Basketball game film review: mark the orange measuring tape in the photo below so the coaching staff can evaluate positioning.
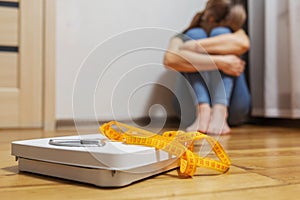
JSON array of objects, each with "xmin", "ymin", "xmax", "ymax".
[{"xmin": 99, "ymin": 121, "xmax": 231, "ymax": 177}]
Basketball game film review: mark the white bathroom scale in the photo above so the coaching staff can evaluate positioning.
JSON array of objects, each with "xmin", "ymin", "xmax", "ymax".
[{"xmin": 11, "ymin": 134, "xmax": 179, "ymax": 187}]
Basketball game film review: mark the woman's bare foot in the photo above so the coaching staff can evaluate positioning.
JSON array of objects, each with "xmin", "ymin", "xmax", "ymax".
[
  {"xmin": 207, "ymin": 104, "xmax": 231, "ymax": 135},
  {"xmin": 186, "ymin": 103, "xmax": 211, "ymax": 133},
  {"xmin": 221, "ymin": 122, "xmax": 231, "ymax": 135}
]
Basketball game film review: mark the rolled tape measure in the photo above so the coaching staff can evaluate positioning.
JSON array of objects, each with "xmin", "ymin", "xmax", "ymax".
[{"xmin": 99, "ymin": 121, "xmax": 231, "ymax": 177}]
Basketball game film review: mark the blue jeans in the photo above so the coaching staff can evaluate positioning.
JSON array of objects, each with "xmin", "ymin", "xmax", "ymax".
[
  {"xmin": 174, "ymin": 27, "xmax": 251, "ymax": 126},
  {"xmin": 184, "ymin": 27, "xmax": 234, "ymax": 106}
]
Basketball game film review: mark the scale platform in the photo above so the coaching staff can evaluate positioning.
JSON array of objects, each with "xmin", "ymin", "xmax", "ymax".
[{"xmin": 11, "ymin": 134, "xmax": 179, "ymax": 187}]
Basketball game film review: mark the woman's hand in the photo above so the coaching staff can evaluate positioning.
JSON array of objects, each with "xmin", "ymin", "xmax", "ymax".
[{"xmin": 215, "ymin": 55, "xmax": 245, "ymax": 76}]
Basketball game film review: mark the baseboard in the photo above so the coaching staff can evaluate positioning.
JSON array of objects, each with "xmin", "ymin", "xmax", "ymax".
[
  {"xmin": 247, "ymin": 117, "xmax": 300, "ymax": 128},
  {"xmin": 56, "ymin": 117, "xmax": 181, "ymax": 131}
]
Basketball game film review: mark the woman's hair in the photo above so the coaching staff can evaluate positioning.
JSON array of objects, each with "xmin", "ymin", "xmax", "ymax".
[
  {"xmin": 222, "ymin": 4, "xmax": 246, "ymax": 31},
  {"xmin": 204, "ymin": 0, "xmax": 231, "ymax": 23},
  {"xmin": 183, "ymin": 11, "xmax": 205, "ymax": 33},
  {"xmin": 183, "ymin": 0, "xmax": 246, "ymax": 33}
]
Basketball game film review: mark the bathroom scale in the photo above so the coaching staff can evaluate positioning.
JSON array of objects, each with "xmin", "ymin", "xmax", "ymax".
[{"xmin": 11, "ymin": 134, "xmax": 179, "ymax": 187}]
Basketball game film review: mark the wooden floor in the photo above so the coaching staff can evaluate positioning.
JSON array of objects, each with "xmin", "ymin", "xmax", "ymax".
[{"xmin": 1, "ymin": 124, "xmax": 300, "ymax": 200}]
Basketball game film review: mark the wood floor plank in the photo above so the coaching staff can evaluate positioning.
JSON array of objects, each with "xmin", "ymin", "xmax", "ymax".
[
  {"xmin": 252, "ymin": 166, "xmax": 300, "ymax": 184},
  {"xmin": 171, "ymin": 184, "xmax": 300, "ymax": 200},
  {"xmin": 0, "ymin": 173, "xmax": 283, "ymax": 200},
  {"xmin": 231, "ymin": 156, "xmax": 300, "ymax": 169}
]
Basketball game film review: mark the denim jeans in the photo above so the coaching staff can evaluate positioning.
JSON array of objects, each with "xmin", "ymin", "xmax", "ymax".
[
  {"xmin": 183, "ymin": 27, "xmax": 234, "ymax": 106},
  {"xmin": 174, "ymin": 27, "xmax": 251, "ymax": 126}
]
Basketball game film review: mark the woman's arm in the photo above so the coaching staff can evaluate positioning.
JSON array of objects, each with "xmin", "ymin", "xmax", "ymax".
[
  {"xmin": 196, "ymin": 29, "xmax": 250, "ymax": 55},
  {"xmin": 163, "ymin": 37, "xmax": 220, "ymax": 72},
  {"xmin": 163, "ymin": 36, "xmax": 245, "ymax": 76}
]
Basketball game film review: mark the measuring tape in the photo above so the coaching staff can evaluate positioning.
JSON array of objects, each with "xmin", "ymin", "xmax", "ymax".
[{"xmin": 99, "ymin": 121, "xmax": 231, "ymax": 177}]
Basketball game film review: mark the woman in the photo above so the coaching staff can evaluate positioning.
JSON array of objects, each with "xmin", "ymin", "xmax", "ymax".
[{"xmin": 163, "ymin": 1, "xmax": 250, "ymax": 134}]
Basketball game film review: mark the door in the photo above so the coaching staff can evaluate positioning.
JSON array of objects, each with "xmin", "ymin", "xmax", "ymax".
[{"xmin": 0, "ymin": 0, "xmax": 44, "ymax": 128}]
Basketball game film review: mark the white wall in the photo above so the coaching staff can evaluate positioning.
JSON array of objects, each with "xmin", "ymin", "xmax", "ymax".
[{"xmin": 56, "ymin": 0, "xmax": 207, "ymax": 121}]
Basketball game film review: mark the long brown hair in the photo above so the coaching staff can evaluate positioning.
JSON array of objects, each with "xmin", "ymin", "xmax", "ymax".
[
  {"xmin": 182, "ymin": 11, "xmax": 205, "ymax": 33},
  {"xmin": 183, "ymin": 0, "xmax": 232, "ymax": 33}
]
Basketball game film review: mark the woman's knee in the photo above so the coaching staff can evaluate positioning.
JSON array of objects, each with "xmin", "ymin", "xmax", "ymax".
[
  {"xmin": 210, "ymin": 27, "xmax": 232, "ymax": 37},
  {"xmin": 185, "ymin": 28, "xmax": 208, "ymax": 40}
]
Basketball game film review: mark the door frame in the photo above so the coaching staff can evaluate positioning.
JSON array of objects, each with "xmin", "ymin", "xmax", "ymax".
[{"xmin": 43, "ymin": 0, "xmax": 56, "ymax": 130}]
